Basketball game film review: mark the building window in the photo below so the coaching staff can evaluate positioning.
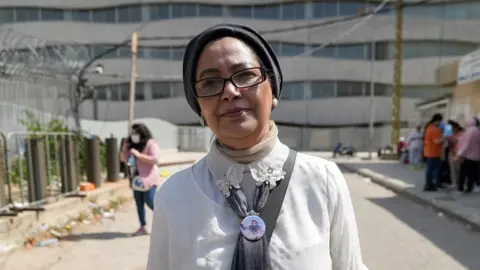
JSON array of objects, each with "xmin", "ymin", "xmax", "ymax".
[
  {"xmin": 16, "ymin": 8, "xmax": 40, "ymax": 22},
  {"xmin": 151, "ymin": 48, "xmax": 170, "ymax": 59},
  {"xmin": 118, "ymin": 5, "xmax": 142, "ymax": 22},
  {"xmin": 0, "ymin": 8, "xmax": 14, "ymax": 23},
  {"xmin": 171, "ymin": 82, "xmax": 184, "ymax": 97},
  {"xmin": 281, "ymin": 43, "xmax": 306, "ymax": 56},
  {"xmin": 118, "ymin": 84, "xmax": 130, "ymax": 101},
  {"xmin": 198, "ymin": 4, "xmax": 222, "ymax": 16},
  {"xmin": 41, "ymin": 8, "xmax": 64, "ymax": 21},
  {"xmin": 269, "ymin": 42, "xmax": 281, "ymax": 55},
  {"xmin": 118, "ymin": 47, "xmax": 130, "ymax": 58},
  {"xmin": 312, "ymin": 45, "xmax": 336, "ymax": 57},
  {"xmin": 282, "ymin": 3, "xmax": 305, "ymax": 20},
  {"xmin": 281, "ymin": 82, "xmax": 305, "ymax": 100},
  {"xmin": 151, "ymin": 82, "xmax": 171, "ymax": 99},
  {"xmin": 92, "ymin": 45, "xmax": 115, "ymax": 58},
  {"xmin": 135, "ymin": 83, "xmax": 145, "ymax": 101},
  {"xmin": 254, "ymin": 5, "xmax": 280, "ymax": 20},
  {"xmin": 338, "ymin": 2, "xmax": 367, "ymax": 16},
  {"xmin": 374, "ymin": 84, "xmax": 389, "ymax": 96},
  {"xmin": 92, "ymin": 8, "xmax": 115, "ymax": 22},
  {"xmin": 110, "ymin": 85, "xmax": 120, "ymax": 101},
  {"xmin": 337, "ymin": 82, "xmax": 365, "ymax": 97},
  {"xmin": 229, "ymin": 6, "xmax": 252, "ymax": 18},
  {"xmin": 148, "ymin": 4, "xmax": 170, "ymax": 20},
  {"xmin": 313, "ymin": 2, "xmax": 338, "ymax": 18},
  {"xmin": 171, "ymin": 4, "xmax": 197, "ymax": 18},
  {"xmin": 137, "ymin": 48, "xmax": 147, "ymax": 58},
  {"xmin": 171, "ymin": 47, "xmax": 185, "ymax": 60},
  {"xmin": 95, "ymin": 86, "xmax": 108, "ymax": 100},
  {"xmin": 71, "ymin": 10, "xmax": 90, "ymax": 21},
  {"xmin": 337, "ymin": 44, "xmax": 366, "ymax": 59},
  {"xmin": 311, "ymin": 81, "xmax": 335, "ymax": 99}
]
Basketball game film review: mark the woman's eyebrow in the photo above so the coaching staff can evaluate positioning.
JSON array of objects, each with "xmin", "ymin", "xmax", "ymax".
[{"xmin": 198, "ymin": 68, "xmax": 219, "ymax": 79}]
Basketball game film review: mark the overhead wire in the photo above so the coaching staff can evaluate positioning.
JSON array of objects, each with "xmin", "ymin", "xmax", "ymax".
[
  {"xmin": 93, "ymin": 0, "xmax": 437, "ymax": 133},
  {"xmin": 138, "ymin": 0, "xmax": 436, "ymax": 42},
  {"xmin": 296, "ymin": 0, "xmax": 391, "ymax": 57}
]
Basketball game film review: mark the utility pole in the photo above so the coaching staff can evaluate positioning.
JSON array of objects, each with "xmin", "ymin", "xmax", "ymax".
[
  {"xmin": 128, "ymin": 32, "xmax": 138, "ymax": 134},
  {"xmin": 391, "ymin": 0, "xmax": 403, "ymax": 146},
  {"xmin": 368, "ymin": 23, "xmax": 376, "ymax": 159}
]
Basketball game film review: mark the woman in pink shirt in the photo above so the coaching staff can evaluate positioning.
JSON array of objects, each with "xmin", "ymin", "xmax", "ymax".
[
  {"xmin": 456, "ymin": 118, "xmax": 480, "ymax": 194},
  {"xmin": 121, "ymin": 123, "xmax": 161, "ymax": 235}
]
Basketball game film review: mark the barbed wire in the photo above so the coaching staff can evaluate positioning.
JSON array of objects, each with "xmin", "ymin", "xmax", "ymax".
[{"xmin": 0, "ymin": 28, "xmax": 90, "ymax": 82}]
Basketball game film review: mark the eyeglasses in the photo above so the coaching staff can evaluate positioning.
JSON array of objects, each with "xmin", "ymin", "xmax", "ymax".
[{"xmin": 194, "ymin": 67, "xmax": 266, "ymax": 98}]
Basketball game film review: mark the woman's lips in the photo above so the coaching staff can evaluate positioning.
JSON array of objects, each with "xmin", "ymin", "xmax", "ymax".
[{"xmin": 220, "ymin": 108, "xmax": 250, "ymax": 117}]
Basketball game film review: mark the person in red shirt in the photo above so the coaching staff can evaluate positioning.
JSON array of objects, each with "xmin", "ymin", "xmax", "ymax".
[{"xmin": 423, "ymin": 114, "xmax": 444, "ymax": 191}]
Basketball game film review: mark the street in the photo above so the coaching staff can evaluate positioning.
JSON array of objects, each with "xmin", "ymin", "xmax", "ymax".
[{"xmin": 2, "ymin": 170, "xmax": 480, "ymax": 270}]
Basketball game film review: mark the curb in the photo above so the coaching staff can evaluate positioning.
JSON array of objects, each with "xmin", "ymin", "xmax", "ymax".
[{"xmin": 337, "ymin": 162, "xmax": 480, "ymax": 232}]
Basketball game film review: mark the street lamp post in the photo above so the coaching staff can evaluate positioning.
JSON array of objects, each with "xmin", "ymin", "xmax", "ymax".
[
  {"xmin": 71, "ymin": 64, "xmax": 104, "ymax": 133},
  {"xmin": 128, "ymin": 32, "xmax": 138, "ymax": 135}
]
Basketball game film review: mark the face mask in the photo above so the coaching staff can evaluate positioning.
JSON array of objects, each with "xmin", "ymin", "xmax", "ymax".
[{"xmin": 131, "ymin": 134, "xmax": 140, "ymax": 143}]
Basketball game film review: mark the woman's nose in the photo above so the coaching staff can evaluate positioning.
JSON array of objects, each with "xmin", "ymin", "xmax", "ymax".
[{"xmin": 221, "ymin": 80, "xmax": 241, "ymax": 101}]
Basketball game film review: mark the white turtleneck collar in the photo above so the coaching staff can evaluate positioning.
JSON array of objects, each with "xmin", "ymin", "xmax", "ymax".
[{"xmin": 204, "ymin": 128, "xmax": 290, "ymax": 206}]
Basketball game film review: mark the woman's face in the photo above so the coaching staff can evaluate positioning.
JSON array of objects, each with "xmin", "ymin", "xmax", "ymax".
[
  {"xmin": 131, "ymin": 128, "xmax": 141, "ymax": 143},
  {"xmin": 195, "ymin": 37, "xmax": 272, "ymax": 149}
]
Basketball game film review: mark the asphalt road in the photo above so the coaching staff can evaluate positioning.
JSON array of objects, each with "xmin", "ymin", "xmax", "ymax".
[
  {"xmin": 3, "ymin": 170, "xmax": 480, "ymax": 270},
  {"xmin": 348, "ymin": 171, "xmax": 480, "ymax": 270}
]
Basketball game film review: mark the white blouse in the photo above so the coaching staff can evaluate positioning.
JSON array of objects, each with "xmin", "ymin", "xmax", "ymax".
[{"xmin": 146, "ymin": 140, "xmax": 368, "ymax": 270}]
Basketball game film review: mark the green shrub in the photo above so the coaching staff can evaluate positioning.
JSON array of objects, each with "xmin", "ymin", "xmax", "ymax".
[{"xmin": 8, "ymin": 110, "xmax": 107, "ymax": 185}]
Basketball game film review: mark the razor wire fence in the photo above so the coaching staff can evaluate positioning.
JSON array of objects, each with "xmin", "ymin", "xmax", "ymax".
[{"xmin": 0, "ymin": 28, "xmax": 91, "ymax": 135}]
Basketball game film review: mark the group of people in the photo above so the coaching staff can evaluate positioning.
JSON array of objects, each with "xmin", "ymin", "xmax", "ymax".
[{"xmin": 406, "ymin": 113, "xmax": 480, "ymax": 194}]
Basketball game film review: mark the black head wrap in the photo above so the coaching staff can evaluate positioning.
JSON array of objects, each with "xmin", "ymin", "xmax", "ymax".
[{"xmin": 182, "ymin": 23, "xmax": 283, "ymax": 116}]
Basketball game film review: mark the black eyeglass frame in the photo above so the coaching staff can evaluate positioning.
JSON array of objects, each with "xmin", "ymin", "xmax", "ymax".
[{"xmin": 193, "ymin": 67, "xmax": 267, "ymax": 98}]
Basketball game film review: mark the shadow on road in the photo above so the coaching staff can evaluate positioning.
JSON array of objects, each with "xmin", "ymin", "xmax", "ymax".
[
  {"xmin": 342, "ymin": 162, "xmax": 423, "ymax": 186},
  {"xmin": 61, "ymin": 232, "xmax": 133, "ymax": 241},
  {"xmin": 369, "ymin": 196, "xmax": 480, "ymax": 269}
]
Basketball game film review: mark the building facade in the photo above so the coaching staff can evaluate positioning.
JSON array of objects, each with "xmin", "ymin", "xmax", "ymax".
[{"xmin": 2, "ymin": 0, "xmax": 480, "ymax": 150}]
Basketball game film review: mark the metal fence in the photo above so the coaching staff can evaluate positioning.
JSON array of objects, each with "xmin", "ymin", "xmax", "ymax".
[
  {"xmin": 0, "ymin": 132, "xmax": 81, "ymax": 214},
  {"xmin": 0, "ymin": 28, "xmax": 90, "ymax": 133}
]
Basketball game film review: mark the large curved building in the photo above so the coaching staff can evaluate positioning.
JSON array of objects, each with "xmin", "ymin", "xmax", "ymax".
[{"xmin": 2, "ymin": 0, "xmax": 480, "ymax": 150}]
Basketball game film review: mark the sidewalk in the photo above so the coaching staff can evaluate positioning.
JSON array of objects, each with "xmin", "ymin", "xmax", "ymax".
[
  {"xmin": 0, "ymin": 151, "xmax": 207, "ymax": 261},
  {"xmin": 1, "ymin": 151, "xmax": 208, "ymax": 269},
  {"xmin": 1, "ymin": 201, "xmax": 153, "ymax": 270},
  {"xmin": 328, "ymin": 156, "xmax": 480, "ymax": 230}
]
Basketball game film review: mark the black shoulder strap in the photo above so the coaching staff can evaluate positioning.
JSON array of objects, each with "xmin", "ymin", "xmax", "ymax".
[{"xmin": 260, "ymin": 149, "xmax": 297, "ymax": 244}]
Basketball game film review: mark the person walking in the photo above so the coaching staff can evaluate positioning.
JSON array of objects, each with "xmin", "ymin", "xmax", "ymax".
[
  {"xmin": 146, "ymin": 24, "xmax": 367, "ymax": 270},
  {"xmin": 121, "ymin": 123, "xmax": 161, "ymax": 236},
  {"xmin": 423, "ymin": 114, "xmax": 444, "ymax": 191},
  {"xmin": 408, "ymin": 125, "xmax": 423, "ymax": 169},
  {"xmin": 456, "ymin": 117, "xmax": 480, "ymax": 194}
]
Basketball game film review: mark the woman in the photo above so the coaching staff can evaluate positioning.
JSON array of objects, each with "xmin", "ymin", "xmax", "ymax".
[
  {"xmin": 147, "ymin": 24, "xmax": 367, "ymax": 270},
  {"xmin": 121, "ymin": 123, "xmax": 161, "ymax": 236},
  {"xmin": 455, "ymin": 117, "xmax": 480, "ymax": 194},
  {"xmin": 446, "ymin": 121, "xmax": 463, "ymax": 189}
]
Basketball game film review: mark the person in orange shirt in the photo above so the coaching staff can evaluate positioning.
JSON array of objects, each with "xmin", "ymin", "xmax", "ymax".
[{"xmin": 423, "ymin": 113, "xmax": 444, "ymax": 191}]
